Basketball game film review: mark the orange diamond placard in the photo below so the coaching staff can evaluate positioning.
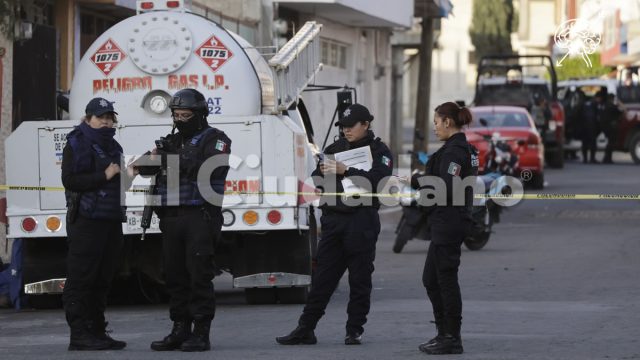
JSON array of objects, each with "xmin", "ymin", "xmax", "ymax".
[
  {"xmin": 195, "ymin": 35, "xmax": 233, "ymax": 73},
  {"xmin": 91, "ymin": 38, "xmax": 126, "ymax": 77}
]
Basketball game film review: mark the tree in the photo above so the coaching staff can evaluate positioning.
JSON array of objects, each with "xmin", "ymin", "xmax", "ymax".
[
  {"xmin": 0, "ymin": 0, "xmax": 18, "ymax": 39},
  {"xmin": 469, "ymin": 0, "xmax": 518, "ymax": 62},
  {"xmin": 554, "ymin": 53, "xmax": 613, "ymax": 81}
]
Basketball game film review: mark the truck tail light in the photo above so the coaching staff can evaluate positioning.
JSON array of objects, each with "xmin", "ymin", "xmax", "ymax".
[
  {"xmin": 166, "ymin": 1, "xmax": 180, "ymax": 8},
  {"xmin": 46, "ymin": 216, "xmax": 62, "ymax": 232},
  {"xmin": 21, "ymin": 217, "xmax": 37, "ymax": 232},
  {"xmin": 550, "ymin": 101, "xmax": 565, "ymax": 123},
  {"xmin": 242, "ymin": 210, "xmax": 259, "ymax": 226},
  {"xmin": 267, "ymin": 210, "xmax": 282, "ymax": 225},
  {"xmin": 140, "ymin": 2, "xmax": 154, "ymax": 10}
]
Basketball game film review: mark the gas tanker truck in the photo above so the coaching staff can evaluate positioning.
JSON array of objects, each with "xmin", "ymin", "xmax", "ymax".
[{"xmin": 5, "ymin": 0, "xmax": 324, "ymax": 306}]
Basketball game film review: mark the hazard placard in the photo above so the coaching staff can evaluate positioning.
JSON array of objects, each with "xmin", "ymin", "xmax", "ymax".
[
  {"xmin": 91, "ymin": 39, "xmax": 126, "ymax": 77},
  {"xmin": 195, "ymin": 35, "xmax": 234, "ymax": 73}
]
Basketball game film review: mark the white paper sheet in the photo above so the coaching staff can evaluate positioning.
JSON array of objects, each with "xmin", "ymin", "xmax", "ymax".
[{"xmin": 332, "ymin": 146, "xmax": 373, "ymax": 194}]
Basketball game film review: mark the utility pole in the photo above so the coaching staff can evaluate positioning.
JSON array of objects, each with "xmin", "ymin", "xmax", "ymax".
[{"xmin": 412, "ymin": 15, "xmax": 434, "ymax": 170}]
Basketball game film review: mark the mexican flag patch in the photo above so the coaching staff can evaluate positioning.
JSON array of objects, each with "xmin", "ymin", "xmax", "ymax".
[
  {"xmin": 381, "ymin": 155, "xmax": 391, "ymax": 167},
  {"xmin": 215, "ymin": 139, "xmax": 228, "ymax": 152},
  {"xmin": 447, "ymin": 162, "xmax": 461, "ymax": 176}
]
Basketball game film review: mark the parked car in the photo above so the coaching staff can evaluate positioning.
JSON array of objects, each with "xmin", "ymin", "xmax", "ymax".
[
  {"xmin": 466, "ymin": 105, "xmax": 545, "ymax": 189},
  {"xmin": 474, "ymin": 55, "xmax": 565, "ymax": 168},
  {"xmin": 559, "ymin": 75, "xmax": 640, "ymax": 164}
]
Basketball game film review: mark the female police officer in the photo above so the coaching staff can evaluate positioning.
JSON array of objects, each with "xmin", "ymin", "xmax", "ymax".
[
  {"xmin": 276, "ymin": 103, "xmax": 393, "ymax": 346},
  {"xmin": 412, "ymin": 102, "xmax": 477, "ymax": 355},
  {"xmin": 62, "ymin": 97, "xmax": 136, "ymax": 351}
]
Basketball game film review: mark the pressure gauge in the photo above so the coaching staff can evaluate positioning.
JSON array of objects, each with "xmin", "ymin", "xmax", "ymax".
[{"xmin": 149, "ymin": 95, "xmax": 168, "ymax": 114}]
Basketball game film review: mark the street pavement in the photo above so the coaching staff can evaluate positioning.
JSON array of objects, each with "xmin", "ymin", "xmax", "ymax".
[{"xmin": 1, "ymin": 152, "xmax": 639, "ymax": 360}]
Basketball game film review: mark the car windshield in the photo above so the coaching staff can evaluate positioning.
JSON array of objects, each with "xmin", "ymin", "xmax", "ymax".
[
  {"xmin": 471, "ymin": 112, "xmax": 531, "ymax": 128},
  {"xmin": 476, "ymin": 83, "xmax": 551, "ymax": 108},
  {"xmin": 617, "ymin": 85, "xmax": 640, "ymax": 103}
]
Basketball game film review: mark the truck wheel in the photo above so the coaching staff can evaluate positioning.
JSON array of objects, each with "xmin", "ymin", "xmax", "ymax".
[
  {"xmin": 22, "ymin": 238, "xmax": 67, "ymax": 309},
  {"xmin": 245, "ymin": 288, "xmax": 277, "ymax": 305},
  {"xmin": 630, "ymin": 133, "xmax": 640, "ymax": 164},
  {"xmin": 277, "ymin": 287, "xmax": 308, "ymax": 304},
  {"xmin": 26, "ymin": 294, "xmax": 62, "ymax": 309},
  {"xmin": 546, "ymin": 148, "xmax": 564, "ymax": 168}
]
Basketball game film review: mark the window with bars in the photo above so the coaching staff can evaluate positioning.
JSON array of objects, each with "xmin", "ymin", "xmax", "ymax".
[{"xmin": 321, "ymin": 39, "xmax": 348, "ymax": 69}]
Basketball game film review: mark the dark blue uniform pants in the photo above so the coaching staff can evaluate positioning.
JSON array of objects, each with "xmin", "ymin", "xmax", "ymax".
[
  {"xmin": 159, "ymin": 206, "xmax": 221, "ymax": 321},
  {"xmin": 299, "ymin": 207, "xmax": 380, "ymax": 335},
  {"xmin": 63, "ymin": 216, "xmax": 123, "ymax": 331},
  {"xmin": 423, "ymin": 242, "xmax": 462, "ymax": 335}
]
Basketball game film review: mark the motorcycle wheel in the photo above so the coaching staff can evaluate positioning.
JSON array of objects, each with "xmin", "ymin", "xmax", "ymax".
[
  {"xmin": 464, "ymin": 231, "xmax": 490, "ymax": 251},
  {"xmin": 393, "ymin": 217, "xmax": 413, "ymax": 253},
  {"xmin": 464, "ymin": 207, "xmax": 493, "ymax": 251}
]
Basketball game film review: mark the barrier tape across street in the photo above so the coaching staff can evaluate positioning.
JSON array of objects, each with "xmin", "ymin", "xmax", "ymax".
[{"xmin": 1, "ymin": 184, "xmax": 639, "ymax": 200}]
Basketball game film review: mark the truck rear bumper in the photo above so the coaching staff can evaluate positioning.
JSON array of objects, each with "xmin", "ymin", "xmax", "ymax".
[
  {"xmin": 233, "ymin": 272, "xmax": 311, "ymax": 288},
  {"xmin": 24, "ymin": 278, "xmax": 66, "ymax": 294}
]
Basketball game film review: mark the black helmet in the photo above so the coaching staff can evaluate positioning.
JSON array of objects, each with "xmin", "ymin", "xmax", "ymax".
[{"xmin": 169, "ymin": 88, "xmax": 209, "ymax": 116}]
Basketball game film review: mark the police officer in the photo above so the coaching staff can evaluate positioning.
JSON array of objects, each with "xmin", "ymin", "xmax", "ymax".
[
  {"xmin": 581, "ymin": 89, "xmax": 605, "ymax": 164},
  {"xmin": 412, "ymin": 102, "xmax": 477, "ymax": 355},
  {"xmin": 62, "ymin": 97, "xmax": 135, "ymax": 351},
  {"xmin": 145, "ymin": 88, "xmax": 231, "ymax": 352},
  {"xmin": 276, "ymin": 103, "xmax": 393, "ymax": 346},
  {"xmin": 601, "ymin": 93, "xmax": 623, "ymax": 164}
]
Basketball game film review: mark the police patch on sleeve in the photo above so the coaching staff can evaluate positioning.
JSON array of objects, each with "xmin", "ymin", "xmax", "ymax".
[
  {"xmin": 447, "ymin": 162, "xmax": 461, "ymax": 176},
  {"xmin": 471, "ymin": 153, "xmax": 479, "ymax": 167},
  {"xmin": 215, "ymin": 139, "xmax": 228, "ymax": 152},
  {"xmin": 381, "ymin": 155, "xmax": 392, "ymax": 167}
]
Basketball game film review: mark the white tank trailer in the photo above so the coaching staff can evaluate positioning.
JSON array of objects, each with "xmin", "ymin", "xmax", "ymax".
[{"xmin": 5, "ymin": 0, "xmax": 324, "ymax": 305}]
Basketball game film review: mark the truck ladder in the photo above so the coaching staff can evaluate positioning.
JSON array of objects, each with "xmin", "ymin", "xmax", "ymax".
[{"xmin": 268, "ymin": 21, "xmax": 323, "ymax": 113}]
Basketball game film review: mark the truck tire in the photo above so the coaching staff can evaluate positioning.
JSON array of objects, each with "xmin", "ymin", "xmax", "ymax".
[
  {"xmin": 22, "ymin": 238, "xmax": 67, "ymax": 309},
  {"xmin": 630, "ymin": 132, "xmax": 640, "ymax": 164},
  {"xmin": 245, "ymin": 288, "xmax": 277, "ymax": 305},
  {"xmin": 277, "ymin": 287, "xmax": 308, "ymax": 304},
  {"xmin": 276, "ymin": 212, "xmax": 316, "ymax": 304},
  {"xmin": 546, "ymin": 147, "xmax": 564, "ymax": 168},
  {"xmin": 237, "ymin": 209, "xmax": 316, "ymax": 305}
]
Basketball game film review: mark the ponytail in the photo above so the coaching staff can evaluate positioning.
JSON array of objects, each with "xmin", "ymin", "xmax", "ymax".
[{"xmin": 435, "ymin": 102, "xmax": 472, "ymax": 128}]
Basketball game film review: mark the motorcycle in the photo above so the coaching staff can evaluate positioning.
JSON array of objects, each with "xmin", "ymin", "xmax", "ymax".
[{"xmin": 392, "ymin": 134, "xmax": 517, "ymax": 253}]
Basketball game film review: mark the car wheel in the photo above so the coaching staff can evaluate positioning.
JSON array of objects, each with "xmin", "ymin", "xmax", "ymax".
[{"xmin": 630, "ymin": 132, "xmax": 640, "ymax": 165}]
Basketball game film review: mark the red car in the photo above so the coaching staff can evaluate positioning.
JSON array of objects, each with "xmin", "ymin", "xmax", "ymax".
[{"xmin": 465, "ymin": 105, "xmax": 545, "ymax": 189}]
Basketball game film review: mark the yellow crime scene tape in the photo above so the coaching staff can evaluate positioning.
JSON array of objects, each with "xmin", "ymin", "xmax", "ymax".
[{"xmin": 0, "ymin": 184, "xmax": 639, "ymax": 200}]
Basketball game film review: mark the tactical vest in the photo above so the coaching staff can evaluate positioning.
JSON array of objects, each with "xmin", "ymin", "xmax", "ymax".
[
  {"xmin": 156, "ymin": 128, "xmax": 226, "ymax": 206},
  {"xmin": 66, "ymin": 137, "xmax": 124, "ymax": 221}
]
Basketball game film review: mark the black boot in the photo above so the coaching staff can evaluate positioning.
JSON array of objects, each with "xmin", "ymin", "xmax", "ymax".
[
  {"xmin": 418, "ymin": 318, "xmax": 445, "ymax": 351},
  {"xmin": 419, "ymin": 318, "xmax": 463, "ymax": 355},
  {"xmin": 344, "ymin": 332, "xmax": 362, "ymax": 345},
  {"xmin": 90, "ymin": 320, "xmax": 126, "ymax": 350},
  {"xmin": 150, "ymin": 320, "xmax": 192, "ymax": 351},
  {"xmin": 180, "ymin": 317, "xmax": 212, "ymax": 352},
  {"xmin": 276, "ymin": 325, "xmax": 317, "ymax": 345},
  {"xmin": 68, "ymin": 326, "xmax": 112, "ymax": 351}
]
